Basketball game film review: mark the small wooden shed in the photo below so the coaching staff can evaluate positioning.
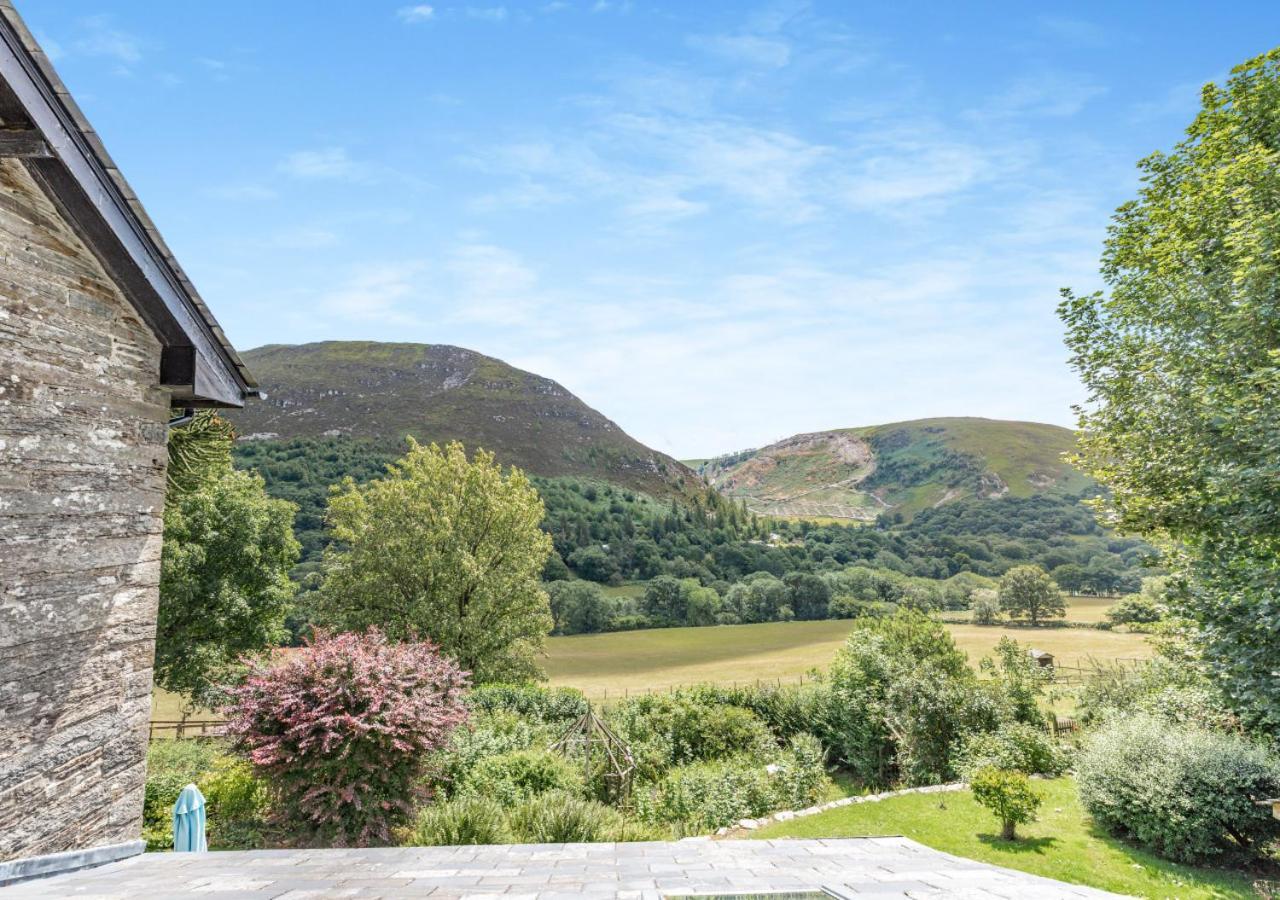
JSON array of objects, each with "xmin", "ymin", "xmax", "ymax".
[{"xmin": 1029, "ymin": 649, "xmax": 1055, "ymax": 668}]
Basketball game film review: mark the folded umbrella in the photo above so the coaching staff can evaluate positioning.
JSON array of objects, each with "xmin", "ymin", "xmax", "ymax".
[{"xmin": 172, "ymin": 783, "xmax": 208, "ymax": 853}]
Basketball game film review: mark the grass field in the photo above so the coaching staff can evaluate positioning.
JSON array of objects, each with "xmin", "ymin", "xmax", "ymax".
[
  {"xmin": 597, "ymin": 582, "xmax": 645, "ymax": 600},
  {"xmin": 750, "ymin": 777, "xmax": 1256, "ymax": 899},
  {"xmin": 152, "ymin": 598, "xmax": 1150, "ymax": 718},
  {"xmin": 544, "ymin": 618, "xmax": 1150, "ymax": 700}
]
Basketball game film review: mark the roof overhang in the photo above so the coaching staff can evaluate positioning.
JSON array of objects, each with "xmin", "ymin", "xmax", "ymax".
[{"xmin": 0, "ymin": 3, "xmax": 255, "ymax": 408}]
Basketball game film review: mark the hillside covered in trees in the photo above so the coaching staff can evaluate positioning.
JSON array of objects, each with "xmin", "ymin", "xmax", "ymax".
[{"xmin": 234, "ymin": 436, "xmax": 1150, "ymax": 604}]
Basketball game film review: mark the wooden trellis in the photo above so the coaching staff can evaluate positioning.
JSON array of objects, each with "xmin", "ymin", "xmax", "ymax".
[{"xmin": 549, "ymin": 707, "xmax": 635, "ymax": 808}]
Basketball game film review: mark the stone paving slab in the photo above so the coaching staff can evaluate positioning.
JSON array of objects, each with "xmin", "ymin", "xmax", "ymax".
[{"xmin": 0, "ymin": 838, "xmax": 1126, "ymax": 899}]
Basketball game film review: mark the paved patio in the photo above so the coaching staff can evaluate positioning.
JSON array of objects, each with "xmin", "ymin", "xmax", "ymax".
[{"xmin": 2, "ymin": 837, "xmax": 1122, "ymax": 899}]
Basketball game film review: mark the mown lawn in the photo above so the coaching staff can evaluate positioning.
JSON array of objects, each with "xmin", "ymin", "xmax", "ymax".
[
  {"xmin": 544, "ymin": 618, "xmax": 1149, "ymax": 701},
  {"xmin": 750, "ymin": 777, "xmax": 1257, "ymax": 899}
]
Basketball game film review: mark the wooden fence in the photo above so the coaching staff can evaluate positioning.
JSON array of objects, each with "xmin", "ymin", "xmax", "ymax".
[
  {"xmin": 148, "ymin": 659, "xmax": 1150, "ymax": 739},
  {"xmin": 149, "ymin": 719, "xmax": 227, "ymax": 742},
  {"xmin": 1043, "ymin": 657, "xmax": 1147, "ymax": 685}
]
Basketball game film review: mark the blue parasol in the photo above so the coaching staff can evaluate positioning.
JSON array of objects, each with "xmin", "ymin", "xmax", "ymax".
[{"xmin": 172, "ymin": 783, "xmax": 208, "ymax": 853}]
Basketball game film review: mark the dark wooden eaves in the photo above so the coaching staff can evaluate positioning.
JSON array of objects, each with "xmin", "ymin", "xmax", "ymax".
[{"xmin": 0, "ymin": 2, "xmax": 255, "ymax": 408}]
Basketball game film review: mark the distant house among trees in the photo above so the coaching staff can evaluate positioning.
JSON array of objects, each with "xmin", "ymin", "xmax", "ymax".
[{"xmin": 0, "ymin": 5, "xmax": 254, "ymax": 882}]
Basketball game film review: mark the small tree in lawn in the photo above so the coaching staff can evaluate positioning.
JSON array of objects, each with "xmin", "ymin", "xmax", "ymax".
[
  {"xmin": 971, "ymin": 767, "xmax": 1041, "ymax": 841},
  {"xmin": 223, "ymin": 629, "xmax": 469, "ymax": 847},
  {"xmin": 998, "ymin": 565, "xmax": 1065, "ymax": 626}
]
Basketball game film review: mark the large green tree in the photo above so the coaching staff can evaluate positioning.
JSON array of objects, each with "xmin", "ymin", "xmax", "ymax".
[
  {"xmin": 997, "ymin": 565, "xmax": 1065, "ymax": 626},
  {"xmin": 1059, "ymin": 49, "xmax": 1280, "ymax": 728},
  {"xmin": 546, "ymin": 580, "xmax": 613, "ymax": 635},
  {"xmin": 158, "ymin": 412, "xmax": 299, "ymax": 707},
  {"xmin": 318, "ymin": 440, "xmax": 553, "ymax": 682}
]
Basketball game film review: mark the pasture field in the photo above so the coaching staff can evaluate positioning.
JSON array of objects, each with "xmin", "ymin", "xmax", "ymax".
[
  {"xmin": 150, "ymin": 598, "xmax": 1151, "ymax": 719},
  {"xmin": 545, "ymin": 618, "xmax": 1150, "ymax": 700},
  {"xmin": 597, "ymin": 582, "xmax": 645, "ymax": 600}
]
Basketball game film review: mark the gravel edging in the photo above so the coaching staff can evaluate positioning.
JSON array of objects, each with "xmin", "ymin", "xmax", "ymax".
[{"xmin": 716, "ymin": 781, "xmax": 967, "ymax": 837}]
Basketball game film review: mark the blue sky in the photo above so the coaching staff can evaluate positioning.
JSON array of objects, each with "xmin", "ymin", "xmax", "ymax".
[{"xmin": 22, "ymin": 2, "xmax": 1280, "ymax": 457}]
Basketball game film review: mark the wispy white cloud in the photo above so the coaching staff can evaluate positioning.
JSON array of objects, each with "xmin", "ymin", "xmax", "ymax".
[
  {"xmin": 468, "ymin": 111, "xmax": 829, "ymax": 225},
  {"xmin": 278, "ymin": 147, "xmax": 366, "ymax": 180},
  {"xmin": 70, "ymin": 15, "xmax": 144, "ymax": 70},
  {"xmin": 1130, "ymin": 77, "xmax": 1214, "ymax": 122},
  {"xmin": 319, "ymin": 262, "xmax": 427, "ymax": 324},
  {"xmin": 465, "ymin": 6, "xmax": 509, "ymax": 21},
  {"xmin": 689, "ymin": 33, "xmax": 791, "ymax": 68},
  {"xmin": 445, "ymin": 243, "xmax": 541, "ymax": 324},
  {"xmin": 204, "ymin": 183, "xmax": 279, "ymax": 202},
  {"xmin": 837, "ymin": 127, "xmax": 994, "ymax": 210},
  {"xmin": 967, "ymin": 72, "xmax": 1107, "ymax": 121},
  {"xmin": 397, "ymin": 4, "xmax": 436, "ymax": 23},
  {"xmin": 270, "ymin": 226, "xmax": 341, "ymax": 250}
]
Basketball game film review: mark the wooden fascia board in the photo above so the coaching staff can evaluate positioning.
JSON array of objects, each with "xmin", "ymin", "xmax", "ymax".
[{"xmin": 0, "ymin": 18, "xmax": 248, "ymax": 408}]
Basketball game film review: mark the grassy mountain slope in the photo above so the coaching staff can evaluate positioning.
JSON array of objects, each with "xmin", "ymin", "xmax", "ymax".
[
  {"xmin": 228, "ymin": 341, "xmax": 695, "ymax": 497},
  {"xmin": 698, "ymin": 417, "xmax": 1091, "ymax": 520}
]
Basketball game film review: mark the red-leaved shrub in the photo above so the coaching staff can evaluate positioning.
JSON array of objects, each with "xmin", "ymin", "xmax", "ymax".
[{"xmin": 223, "ymin": 629, "xmax": 469, "ymax": 846}]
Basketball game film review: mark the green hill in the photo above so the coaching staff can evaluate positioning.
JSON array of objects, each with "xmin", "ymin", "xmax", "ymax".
[
  {"xmin": 698, "ymin": 417, "xmax": 1091, "ymax": 520},
  {"xmin": 228, "ymin": 341, "xmax": 695, "ymax": 497}
]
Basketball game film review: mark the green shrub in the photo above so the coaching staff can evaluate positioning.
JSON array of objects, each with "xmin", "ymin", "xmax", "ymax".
[
  {"xmin": 680, "ymin": 683, "xmax": 824, "ymax": 741},
  {"xmin": 971, "ymin": 767, "xmax": 1041, "ymax": 841},
  {"xmin": 411, "ymin": 795, "xmax": 513, "ymax": 845},
  {"xmin": 509, "ymin": 790, "xmax": 624, "ymax": 842},
  {"xmin": 775, "ymin": 734, "xmax": 828, "ymax": 809},
  {"xmin": 635, "ymin": 757, "xmax": 779, "ymax": 832},
  {"xmin": 1077, "ymin": 713, "xmax": 1280, "ymax": 863},
  {"xmin": 955, "ymin": 722, "xmax": 1068, "ymax": 779},
  {"xmin": 1105, "ymin": 594, "xmax": 1164, "ymax": 626},
  {"xmin": 1077, "ymin": 658, "xmax": 1236, "ymax": 730},
  {"xmin": 821, "ymin": 611, "xmax": 993, "ymax": 786},
  {"xmin": 609, "ymin": 695, "xmax": 777, "ymax": 779},
  {"xmin": 467, "ymin": 683, "xmax": 588, "ymax": 724},
  {"xmin": 202, "ymin": 756, "xmax": 270, "ymax": 849},
  {"xmin": 433, "ymin": 709, "xmax": 557, "ymax": 797},
  {"xmin": 461, "ymin": 749, "xmax": 584, "ymax": 804},
  {"xmin": 143, "ymin": 740, "xmax": 222, "ymax": 850}
]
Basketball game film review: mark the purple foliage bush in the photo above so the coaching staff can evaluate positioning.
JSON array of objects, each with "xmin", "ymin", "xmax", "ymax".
[{"xmin": 223, "ymin": 629, "xmax": 470, "ymax": 846}]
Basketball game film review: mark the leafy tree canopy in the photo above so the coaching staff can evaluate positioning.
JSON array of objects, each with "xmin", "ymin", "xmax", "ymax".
[
  {"xmin": 1060, "ymin": 49, "xmax": 1280, "ymax": 728},
  {"xmin": 158, "ymin": 412, "xmax": 299, "ymax": 707},
  {"xmin": 997, "ymin": 565, "xmax": 1065, "ymax": 626},
  {"xmin": 318, "ymin": 440, "xmax": 553, "ymax": 682}
]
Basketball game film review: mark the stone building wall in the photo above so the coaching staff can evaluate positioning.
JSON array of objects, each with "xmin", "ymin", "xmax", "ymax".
[{"xmin": 0, "ymin": 158, "xmax": 170, "ymax": 862}]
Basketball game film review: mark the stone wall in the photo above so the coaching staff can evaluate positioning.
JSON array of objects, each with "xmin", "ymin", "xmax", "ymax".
[{"xmin": 0, "ymin": 158, "xmax": 169, "ymax": 861}]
